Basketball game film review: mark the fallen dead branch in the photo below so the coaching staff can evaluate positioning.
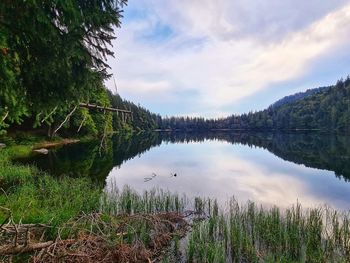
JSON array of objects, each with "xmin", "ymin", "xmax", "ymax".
[
  {"xmin": 0, "ymin": 212, "xmax": 189, "ymax": 263},
  {"xmin": 0, "ymin": 241, "xmax": 54, "ymax": 255}
]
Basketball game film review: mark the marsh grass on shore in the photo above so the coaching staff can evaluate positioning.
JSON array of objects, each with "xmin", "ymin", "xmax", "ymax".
[
  {"xmin": 186, "ymin": 198, "xmax": 350, "ymax": 263},
  {"xmin": 101, "ymin": 183, "xmax": 188, "ymax": 215},
  {"xmin": 100, "ymin": 186, "xmax": 350, "ymax": 262}
]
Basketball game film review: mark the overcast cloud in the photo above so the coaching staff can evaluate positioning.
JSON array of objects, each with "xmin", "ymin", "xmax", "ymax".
[{"xmin": 106, "ymin": 0, "xmax": 350, "ymax": 117}]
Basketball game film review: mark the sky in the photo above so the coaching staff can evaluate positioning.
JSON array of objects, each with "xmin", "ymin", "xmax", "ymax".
[{"xmin": 106, "ymin": 0, "xmax": 350, "ymax": 118}]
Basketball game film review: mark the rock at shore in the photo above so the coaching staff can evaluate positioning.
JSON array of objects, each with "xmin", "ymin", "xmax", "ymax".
[
  {"xmin": 33, "ymin": 148, "xmax": 49, "ymax": 155},
  {"xmin": 0, "ymin": 143, "xmax": 6, "ymax": 149}
]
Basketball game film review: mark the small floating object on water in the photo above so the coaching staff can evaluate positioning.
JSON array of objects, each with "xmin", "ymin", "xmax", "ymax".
[
  {"xmin": 170, "ymin": 173, "xmax": 177, "ymax": 177},
  {"xmin": 144, "ymin": 173, "xmax": 158, "ymax": 182},
  {"xmin": 0, "ymin": 143, "xmax": 6, "ymax": 149},
  {"xmin": 33, "ymin": 148, "xmax": 49, "ymax": 155}
]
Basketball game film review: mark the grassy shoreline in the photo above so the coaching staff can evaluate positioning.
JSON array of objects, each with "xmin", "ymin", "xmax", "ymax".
[{"xmin": 1, "ymin": 138, "xmax": 350, "ymax": 262}]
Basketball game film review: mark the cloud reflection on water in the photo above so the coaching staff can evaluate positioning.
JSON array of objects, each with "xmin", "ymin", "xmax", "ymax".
[{"xmin": 106, "ymin": 140, "xmax": 350, "ymax": 210}]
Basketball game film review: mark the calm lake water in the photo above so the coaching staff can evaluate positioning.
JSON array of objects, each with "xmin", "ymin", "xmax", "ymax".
[{"xmin": 18, "ymin": 132, "xmax": 350, "ymax": 210}]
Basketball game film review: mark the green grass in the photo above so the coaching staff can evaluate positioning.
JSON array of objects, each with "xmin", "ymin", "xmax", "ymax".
[
  {"xmin": 0, "ymin": 144, "xmax": 101, "ymax": 227},
  {"xmin": 0, "ymin": 145, "xmax": 37, "ymax": 191}
]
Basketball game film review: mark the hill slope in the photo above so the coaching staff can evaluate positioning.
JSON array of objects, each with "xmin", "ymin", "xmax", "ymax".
[
  {"xmin": 271, "ymin": 86, "xmax": 330, "ymax": 109},
  {"xmin": 226, "ymin": 77, "xmax": 350, "ymax": 130}
]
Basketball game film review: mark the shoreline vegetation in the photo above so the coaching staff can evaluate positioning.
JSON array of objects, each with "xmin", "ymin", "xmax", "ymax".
[
  {"xmin": 1, "ymin": 137, "xmax": 350, "ymax": 262},
  {"xmin": 1, "ymin": 1, "xmax": 349, "ymax": 262}
]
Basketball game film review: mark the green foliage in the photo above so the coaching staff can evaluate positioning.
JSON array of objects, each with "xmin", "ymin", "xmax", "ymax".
[{"xmin": 0, "ymin": 0, "xmax": 127, "ymax": 134}]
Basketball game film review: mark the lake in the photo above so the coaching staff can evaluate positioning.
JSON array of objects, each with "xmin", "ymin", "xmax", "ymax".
[{"xmin": 18, "ymin": 132, "xmax": 350, "ymax": 210}]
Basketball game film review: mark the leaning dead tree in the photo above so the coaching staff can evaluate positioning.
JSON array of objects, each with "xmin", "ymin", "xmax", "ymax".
[
  {"xmin": 79, "ymin": 102, "xmax": 133, "ymax": 122},
  {"xmin": 50, "ymin": 103, "xmax": 133, "ymax": 137},
  {"xmin": 79, "ymin": 103, "xmax": 132, "ymax": 114}
]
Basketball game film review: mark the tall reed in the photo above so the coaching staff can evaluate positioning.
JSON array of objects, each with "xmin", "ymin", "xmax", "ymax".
[{"xmin": 186, "ymin": 198, "xmax": 350, "ymax": 263}]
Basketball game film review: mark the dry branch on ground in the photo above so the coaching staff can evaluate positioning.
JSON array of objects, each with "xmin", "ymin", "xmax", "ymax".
[{"xmin": 0, "ymin": 212, "xmax": 188, "ymax": 263}]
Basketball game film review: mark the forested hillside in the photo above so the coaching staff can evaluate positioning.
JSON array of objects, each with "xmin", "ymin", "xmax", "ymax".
[
  {"xmin": 107, "ymin": 91, "xmax": 161, "ymax": 133},
  {"xmin": 159, "ymin": 77, "xmax": 350, "ymax": 131},
  {"xmin": 271, "ymin": 86, "xmax": 330, "ymax": 108}
]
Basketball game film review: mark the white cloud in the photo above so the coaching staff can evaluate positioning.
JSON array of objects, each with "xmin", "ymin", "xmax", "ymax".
[{"xmin": 106, "ymin": 1, "xmax": 350, "ymax": 116}]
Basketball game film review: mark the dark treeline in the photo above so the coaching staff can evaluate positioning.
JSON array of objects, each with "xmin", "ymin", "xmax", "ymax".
[{"xmin": 157, "ymin": 77, "xmax": 350, "ymax": 132}]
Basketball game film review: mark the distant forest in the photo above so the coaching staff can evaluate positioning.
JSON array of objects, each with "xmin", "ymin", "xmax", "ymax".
[{"xmin": 158, "ymin": 77, "xmax": 350, "ymax": 132}]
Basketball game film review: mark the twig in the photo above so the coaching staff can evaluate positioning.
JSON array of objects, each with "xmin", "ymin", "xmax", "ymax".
[
  {"xmin": 1, "ymin": 111, "xmax": 9, "ymax": 122},
  {"xmin": 12, "ymin": 219, "xmax": 19, "ymax": 247},
  {"xmin": 41, "ymin": 106, "xmax": 58, "ymax": 123},
  {"xmin": 77, "ymin": 114, "xmax": 87, "ymax": 133},
  {"xmin": 53, "ymin": 106, "xmax": 77, "ymax": 136},
  {"xmin": 99, "ymin": 117, "xmax": 108, "ymax": 155}
]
